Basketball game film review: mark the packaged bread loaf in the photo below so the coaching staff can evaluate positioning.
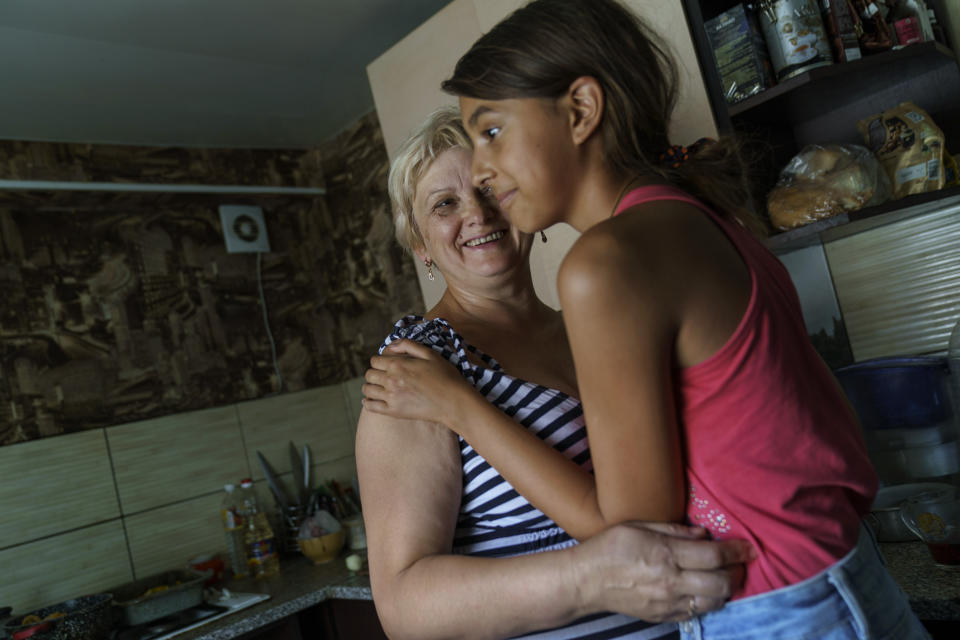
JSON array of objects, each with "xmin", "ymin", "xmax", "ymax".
[
  {"xmin": 857, "ymin": 102, "xmax": 945, "ymax": 199},
  {"xmin": 767, "ymin": 144, "xmax": 890, "ymax": 231}
]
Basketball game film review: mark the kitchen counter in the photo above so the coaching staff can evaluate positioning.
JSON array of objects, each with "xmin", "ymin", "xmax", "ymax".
[
  {"xmin": 173, "ymin": 554, "xmax": 372, "ymax": 640},
  {"xmin": 880, "ymin": 542, "xmax": 960, "ymax": 622},
  {"xmin": 168, "ymin": 543, "xmax": 958, "ymax": 639}
]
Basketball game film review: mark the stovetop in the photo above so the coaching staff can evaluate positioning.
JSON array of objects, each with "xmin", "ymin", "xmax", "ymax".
[{"xmin": 111, "ymin": 592, "xmax": 270, "ymax": 640}]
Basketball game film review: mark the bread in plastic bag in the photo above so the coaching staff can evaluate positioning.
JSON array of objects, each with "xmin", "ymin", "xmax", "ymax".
[
  {"xmin": 857, "ymin": 102, "xmax": 945, "ymax": 199},
  {"xmin": 767, "ymin": 143, "xmax": 891, "ymax": 231}
]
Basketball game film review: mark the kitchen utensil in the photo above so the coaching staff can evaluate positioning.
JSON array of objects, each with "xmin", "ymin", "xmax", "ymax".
[
  {"xmin": 900, "ymin": 486, "xmax": 960, "ymax": 569},
  {"xmin": 256, "ymin": 451, "xmax": 290, "ymax": 510},
  {"xmin": 302, "ymin": 445, "xmax": 311, "ymax": 495},
  {"xmin": 276, "ymin": 504, "xmax": 304, "ymax": 555},
  {"xmin": 111, "ymin": 568, "xmax": 210, "ymax": 626},
  {"xmin": 4, "ymin": 594, "xmax": 113, "ymax": 640},
  {"xmin": 288, "ymin": 442, "xmax": 308, "ymax": 507},
  {"xmin": 868, "ymin": 482, "xmax": 956, "ymax": 542}
]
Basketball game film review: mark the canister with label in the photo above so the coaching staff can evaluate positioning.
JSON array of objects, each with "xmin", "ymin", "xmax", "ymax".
[{"xmin": 757, "ymin": 0, "xmax": 835, "ymax": 81}]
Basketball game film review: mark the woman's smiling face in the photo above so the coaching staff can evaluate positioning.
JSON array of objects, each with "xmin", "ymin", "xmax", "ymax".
[{"xmin": 412, "ymin": 146, "xmax": 532, "ymax": 286}]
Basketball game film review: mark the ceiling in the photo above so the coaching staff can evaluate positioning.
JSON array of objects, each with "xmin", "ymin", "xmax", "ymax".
[{"xmin": 0, "ymin": 0, "xmax": 452, "ymax": 149}]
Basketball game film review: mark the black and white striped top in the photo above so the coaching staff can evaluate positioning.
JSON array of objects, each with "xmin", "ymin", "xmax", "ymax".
[{"xmin": 380, "ymin": 316, "xmax": 678, "ymax": 640}]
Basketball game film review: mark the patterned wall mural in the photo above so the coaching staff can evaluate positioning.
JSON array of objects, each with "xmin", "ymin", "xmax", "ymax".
[{"xmin": 0, "ymin": 112, "xmax": 423, "ymax": 445}]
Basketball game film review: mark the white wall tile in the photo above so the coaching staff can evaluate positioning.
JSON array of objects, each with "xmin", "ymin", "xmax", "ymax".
[
  {"xmin": 125, "ymin": 492, "xmax": 225, "ymax": 579},
  {"xmin": 0, "ymin": 520, "xmax": 132, "ymax": 614},
  {"xmin": 238, "ymin": 386, "xmax": 355, "ymax": 481},
  {"xmin": 108, "ymin": 405, "xmax": 249, "ymax": 514},
  {"xmin": 341, "ymin": 377, "xmax": 365, "ymax": 432},
  {"xmin": 0, "ymin": 429, "xmax": 119, "ymax": 547}
]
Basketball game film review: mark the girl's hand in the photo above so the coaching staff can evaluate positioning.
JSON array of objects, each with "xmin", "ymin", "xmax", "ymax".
[{"xmin": 362, "ymin": 339, "xmax": 476, "ymax": 432}]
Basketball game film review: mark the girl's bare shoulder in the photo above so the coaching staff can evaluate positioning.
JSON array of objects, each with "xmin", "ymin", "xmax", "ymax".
[{"xmin": 558, "ymin": 200, "xmax": 711, "ymax": 305}]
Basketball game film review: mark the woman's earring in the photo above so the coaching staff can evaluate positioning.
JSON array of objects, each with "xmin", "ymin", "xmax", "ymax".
[
  {"xmin": 424, "ymin": 258, "xmax": 435, "ymax": 281},
  {"xmin": 540, "ymin": 230, "xmax": 548, "ymax": 243}
]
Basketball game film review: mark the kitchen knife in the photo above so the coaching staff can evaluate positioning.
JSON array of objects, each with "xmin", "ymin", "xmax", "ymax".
[
  {"xmin": 302, "ymin": 445, "xmax": 311, "ymax": 494},
  {"xmin": 289, "ymin": 442, "xmax": 308, "ymax": 507},
  {"xmin": 256, "ymin": 451, "xmax": 290, "ymax": 511}
]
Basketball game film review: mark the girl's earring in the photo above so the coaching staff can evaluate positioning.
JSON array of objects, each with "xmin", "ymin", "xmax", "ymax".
[
  {"xmin": 424, "ymin": 258, "xmax": 435, "ymax": 281},
  {"xmin": 540, "ymin": 230, "xmax": 547, "ymax": 243}
]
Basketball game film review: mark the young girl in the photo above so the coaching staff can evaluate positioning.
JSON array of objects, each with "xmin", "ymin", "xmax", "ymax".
[{"xmin": 365, "ymin": 1, "xmax": 929, "ymax": 638}]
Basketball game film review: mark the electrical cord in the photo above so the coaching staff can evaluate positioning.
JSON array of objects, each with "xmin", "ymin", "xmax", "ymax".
[{"xmin": 256, "ymin": 251, "xmax": 283, "ymax": 391}]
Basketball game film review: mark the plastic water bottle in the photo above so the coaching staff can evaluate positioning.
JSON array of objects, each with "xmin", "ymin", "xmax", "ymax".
[
  {"xmin": 220, "ymin": 483, "xmax": 248, "ymax": 579},
  {"xmin": 238, "ymin": 478, "xmax": 280, "ymax": 578}
]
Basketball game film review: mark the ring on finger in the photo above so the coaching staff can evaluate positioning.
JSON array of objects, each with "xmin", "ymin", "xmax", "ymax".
[{"xmin": 687, "ymin": 595, "xmax": 696, "ymax": 617}]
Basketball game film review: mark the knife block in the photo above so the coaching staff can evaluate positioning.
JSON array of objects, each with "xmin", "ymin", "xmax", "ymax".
[{"xmin": 275, "ymin": 505, "xmax": 304, "ymax": 556}]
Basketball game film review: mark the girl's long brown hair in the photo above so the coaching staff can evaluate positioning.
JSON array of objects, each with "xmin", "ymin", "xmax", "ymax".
[{"xmin": 442, "ymin": 0, "xmax": 768, "ymax": 238}]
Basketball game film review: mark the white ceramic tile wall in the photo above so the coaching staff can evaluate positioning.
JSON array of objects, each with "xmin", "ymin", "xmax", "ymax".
[
  {"xmin": 341, "ymin": 376, "xmax": 365, "ymax": 431},
  {"xmin": 0, "ymin": 520, "xmax": 132, "ymax": 616},
  {"xmin": 108, "ymin": 405, "xmax": 250, "ymax": 514},
  {"xmin": 238, "ymin": 385, "xmax": 356, "ymax": 475},
  {"xmin": 124, "ymin": 493, "xmax": 225, "ymax": 578},
  {"xmin": 0, "ymin": 429, "xmax": 120, "ymax": 548},
  {"xmin": 1, "ymin": 383, "xmax": 359, "ymax": 613}
]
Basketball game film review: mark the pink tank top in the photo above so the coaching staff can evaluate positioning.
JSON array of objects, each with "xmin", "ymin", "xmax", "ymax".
[{"xmin": 615, "ymin": 185, "xmax": 877, "ymax": 598}]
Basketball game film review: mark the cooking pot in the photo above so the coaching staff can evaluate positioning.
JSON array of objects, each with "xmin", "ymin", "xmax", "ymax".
[
  {"xmin": 867, "ymin": 482, "xmax": 956, "ymax": 542},
  {"xmin": 3, "ymin": 594, "xmax": 113, "ymax": 640},
  {"xmin": 835, "ymin": 356, "xmax": 953, "ymax": 430}
]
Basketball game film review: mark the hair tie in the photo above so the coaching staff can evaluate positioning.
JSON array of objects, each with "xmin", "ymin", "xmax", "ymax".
[{"xmin": 659, "ymin": 137, "xmax": 714, "ymax": 168}]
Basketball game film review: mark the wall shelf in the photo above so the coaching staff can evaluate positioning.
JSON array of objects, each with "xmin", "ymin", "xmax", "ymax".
[
  {"xmin": 728, "ymin": 42, "xmax": 957, "ymax": 124},
  {"xmin": 682, "ymin": 0, "xmax": 960, "ymax": 250},
  {"xmin": 764, "ymin": 186, "xmax": 960, "ymax": 253}
]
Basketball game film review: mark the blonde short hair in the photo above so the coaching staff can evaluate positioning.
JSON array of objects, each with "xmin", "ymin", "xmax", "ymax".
[{"xmin": 388, "ymin": 105, "xmax": 472, "ymax": 253}]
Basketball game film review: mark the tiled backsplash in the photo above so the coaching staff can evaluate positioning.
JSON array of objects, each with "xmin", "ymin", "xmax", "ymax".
[{"xmin": 0, "ymin": 377, "xmax": 364, "ymax": 614}]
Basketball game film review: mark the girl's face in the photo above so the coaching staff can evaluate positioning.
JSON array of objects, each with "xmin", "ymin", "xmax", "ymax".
[
  {"xmin": 460, "ymin": 96, "xmax": 578, "ymax": 234},
  {"xmin": 412, "ymin": 146, "xmax": 532, "ymax": 287}
]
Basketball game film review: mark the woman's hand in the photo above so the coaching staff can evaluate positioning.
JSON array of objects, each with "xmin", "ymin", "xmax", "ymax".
[
  {"xmin": 571, "ymin": 522, "xmax": 754, "ymax": 622},
  {"xmin": 362, "ymin": 339, "xmax": 477, "ymax": 431}
]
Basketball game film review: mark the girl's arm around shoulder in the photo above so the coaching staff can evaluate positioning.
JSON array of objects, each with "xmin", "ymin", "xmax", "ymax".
[
  {"xmin": 356, "ymin": 410, "xmax": 755, "ymax": 635},
  {"xmin": 365, "ymin": 338, "xmax": 606, "ymax": 540},
  {"xmin": 557, "ymin": 220, "xmax": 687, "ymax": 525}
]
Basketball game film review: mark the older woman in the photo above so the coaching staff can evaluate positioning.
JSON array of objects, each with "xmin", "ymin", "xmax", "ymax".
[{"xmin": 356, "ymin": 106, "xmax": 752, "ymax": 640}]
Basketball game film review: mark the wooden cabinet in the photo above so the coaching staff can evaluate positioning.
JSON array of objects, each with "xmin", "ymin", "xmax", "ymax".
[
  {"xmin": 236, "ymin": 599, "xmax": 386, "ymax": 640},
  {"xmin": 298, "ymin": 598, "xmax": 388, "ymax": 640},
  {"xmin": 681, "ymin": 0, "xmax": 960, "ymax": 252}
]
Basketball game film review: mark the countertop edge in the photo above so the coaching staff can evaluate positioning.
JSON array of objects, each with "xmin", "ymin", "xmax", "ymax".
[{"xmin": 175, "ymin": 557, "xmax": 372, "ymax": 640}]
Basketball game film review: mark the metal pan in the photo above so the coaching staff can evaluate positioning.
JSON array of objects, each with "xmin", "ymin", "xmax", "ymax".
[
  {"xmin": 4, "ymin": 594, "xmax": 113, "ymax": 640},
  {"xmin": 111, "ymin": 568, "xmax": 209, "ymax": 627}
]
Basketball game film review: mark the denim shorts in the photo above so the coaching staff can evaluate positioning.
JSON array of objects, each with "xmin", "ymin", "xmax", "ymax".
[{"xmin": 679, "ymin": 524, "xmax": 930, "ymax": 640}]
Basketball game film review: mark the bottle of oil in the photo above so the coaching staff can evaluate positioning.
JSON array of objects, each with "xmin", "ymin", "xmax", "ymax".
[
  {"xmin": 238, "ymin": 478, "xmax": 280, "ymax": 578},
  {"xmin": 220, "ymin": 483, "xmax": 248, "ymax": 579}
]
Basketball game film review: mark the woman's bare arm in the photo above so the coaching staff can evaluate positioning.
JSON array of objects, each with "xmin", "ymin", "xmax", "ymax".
[
  {"xmin": 356, "ymin": 407, "xmax": 752, "ymax": 639},
  {"xmin": 357, "ymin": 407, "xmax": 593, "ymax": 639}
]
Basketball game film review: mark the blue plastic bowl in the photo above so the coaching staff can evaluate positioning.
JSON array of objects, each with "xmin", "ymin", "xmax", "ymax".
[{"xmin": 835, "ymin": 356, "xmax": 953, "ymax": 430}]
